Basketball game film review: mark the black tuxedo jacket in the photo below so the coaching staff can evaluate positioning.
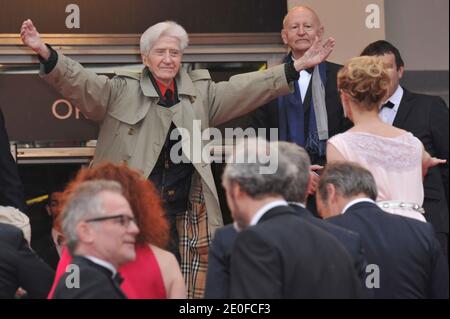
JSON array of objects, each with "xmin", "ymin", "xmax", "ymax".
[
  {"xmin": 249, "ymin": 61, "xmax": 351, "ymax": 165},
  {"xmin": 0, "ymin": 108, "xmax": 26, "ymax": 213},
  {"xmin": 393, "ymin": 89, "xmax": 448, "ymax": 235},
  {"xmin": 204, "ymin": 224, "xmax": 238, "ymax": 299},
  {"xmin": 328, "ymin": 201, "xmax": 449, "ymax": 299},
  {"xmin": 53, "ymin": 255, "xmax": 126, "ymax": 299},
  {"xmin": 0, "ymin": 223, "xmax": 54, "ymax": 298},
  {"xmin": 229, "ymin": 206, "xmax": 361, "ymax": 298},
  {"xmin": 290, "ymin": 205, "xmax": 367, "ymax": 285}
]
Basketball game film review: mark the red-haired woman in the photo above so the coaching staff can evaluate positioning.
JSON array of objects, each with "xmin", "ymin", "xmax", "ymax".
[{"xmin": 48, "ymin": 163, "xmax": 186, "ymax": 298}]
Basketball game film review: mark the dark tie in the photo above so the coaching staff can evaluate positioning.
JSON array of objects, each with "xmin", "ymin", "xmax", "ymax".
[
  {"xmin": 113, "ymin": 272, "xmax": 124, "ymax": 286},
  {"xmin": 381, "ymin": 101, "xmax": 395, "ymax": 109},
  {"xmin": 164, "ymin": 89, "xmax": 174, "ymax": 107}
]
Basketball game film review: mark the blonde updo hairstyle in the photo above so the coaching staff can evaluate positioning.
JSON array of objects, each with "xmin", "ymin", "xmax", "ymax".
[{"xmin": 337, "ymin": 56, "xmax": 390, "ymax": 111}]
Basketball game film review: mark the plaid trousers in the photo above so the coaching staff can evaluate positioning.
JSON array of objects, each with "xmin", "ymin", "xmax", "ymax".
[{"xmin": 176, "ymin": 181, "xmax": 212, "ymax": 299}]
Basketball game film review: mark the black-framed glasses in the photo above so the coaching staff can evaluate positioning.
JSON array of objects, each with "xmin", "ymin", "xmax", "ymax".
[{"xmin": 85, "ymin": 214, "xmax": 137, "ymax": 228}]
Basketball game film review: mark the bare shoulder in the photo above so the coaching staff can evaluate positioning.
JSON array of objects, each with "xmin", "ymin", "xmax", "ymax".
[{"xmin": 150, "ymin": 244, "xmax": 178, "ymax": 268}]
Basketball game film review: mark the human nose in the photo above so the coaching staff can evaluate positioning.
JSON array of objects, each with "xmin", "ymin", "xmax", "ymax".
[
  {"xmin": 128, "ymin": 219, "xmax": 139, "ymax": 235},
  {"xmin": 297, "ymin": 25, "xmax": 306, "ymax": 35}
]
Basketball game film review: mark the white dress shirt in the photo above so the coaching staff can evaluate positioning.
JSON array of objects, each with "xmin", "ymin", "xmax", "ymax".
[
  {"xmin": 250, "ymin": 200, "xmax": 288, "ymax": 226},
  {"xmin": 292, "ymin": 56, "xmax": 312, "ymax": 103},
  {"xmin": 298, "ymin": 70, "xmax": 312, "ymax": 103},
  {"xmin": 341, "ymin": 198, "xmax": 376, "ymax": 214},
  {"xmin": 85, "ymin": 256, "xmax": 117, "ymax": 277},
  {"xmin": 379, "ymin": 85, "xmax": 404, "ymax": 125}
]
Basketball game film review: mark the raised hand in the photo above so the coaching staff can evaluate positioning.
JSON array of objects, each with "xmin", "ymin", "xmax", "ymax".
[
  {"xmin": 294, "ymin": 36, "xmax": 335, "ymax": 71},
  {"xmin": 20, "ymin": 19, "xmax": 50, "ymax": 60}
]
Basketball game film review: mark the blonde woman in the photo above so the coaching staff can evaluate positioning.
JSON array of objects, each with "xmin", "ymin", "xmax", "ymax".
[{"xmin": 327, "ymin": 56, "xmax": 445, "ymax": 221}]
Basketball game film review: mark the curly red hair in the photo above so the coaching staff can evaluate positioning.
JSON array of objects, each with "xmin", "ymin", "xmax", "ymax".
[{"xmin": 56, "ymin": 162, "xmax": 169, "ymax": 249}]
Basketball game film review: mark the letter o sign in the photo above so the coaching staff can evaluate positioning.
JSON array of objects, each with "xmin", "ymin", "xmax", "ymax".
[{"xmin": 52, "ymin": 99, "xmax": 73, "ymax": 120}]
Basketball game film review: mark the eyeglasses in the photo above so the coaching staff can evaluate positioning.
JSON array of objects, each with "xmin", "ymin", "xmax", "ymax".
[
  {"xmin": 151, "ymin": 48, "xmax": 182, "ymax": 59},
  {"xmin": 85, "ymin": 214, "xmax": 137, "ymax": 228}
]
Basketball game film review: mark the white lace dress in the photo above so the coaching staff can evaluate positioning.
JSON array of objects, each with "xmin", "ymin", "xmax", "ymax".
[{"xmin": 328, "ymin": 132, "xmax": 425, "ymax": 221}]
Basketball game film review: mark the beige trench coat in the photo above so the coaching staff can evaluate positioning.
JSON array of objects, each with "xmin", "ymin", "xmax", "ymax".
[{"xmin": 40, "ymin": 53, "xmax": 291, "ymax": 236}]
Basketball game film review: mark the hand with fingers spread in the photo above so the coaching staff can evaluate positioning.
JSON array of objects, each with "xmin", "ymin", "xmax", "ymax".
[
  {"xmin": 20, "ymin": 19, "xmax": 50, "ymax": 60},
  {"xmin": 293, "ymin": 36, "xmax": 335, "ymax": 71}
]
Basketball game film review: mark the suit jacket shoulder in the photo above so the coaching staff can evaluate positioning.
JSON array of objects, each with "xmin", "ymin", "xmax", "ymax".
[
  {"xmin": 53, "ymin": 257, "xmax": 125, "ymax": 299},
  {"xmin": 0, "ymin": 222, "xmax": 24, "ymax": 248},
  {"xmin": 0, "ymin": 226, "xmax": 54, "ymax": 298}
]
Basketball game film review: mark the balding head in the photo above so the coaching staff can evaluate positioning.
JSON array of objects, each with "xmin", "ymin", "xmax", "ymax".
[
  {"xmin": 281, "ymin": 6, "xmax": 324, "ymax": 59},
  {"xmin": 283, "ymin": 6, "xmax": 321, "ymax": 28}
]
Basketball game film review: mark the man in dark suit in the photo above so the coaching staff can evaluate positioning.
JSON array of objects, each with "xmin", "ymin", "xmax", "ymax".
[
  {"xmin": 317, "ymin": 162, "xmax": 449, "ymax": 299},
  {"xmin": 250, "ymin": 6, "xmax": 350, "ymax": 215},
  {"xmin": 204, "ymin": 223, "xmax": 237, "ymax": 299},
  {"xmin": 0, "ymin": 107, "xmax": 26, "ymax": 213},
  {"xmin": 276, "ymin": 142, "xmax": 368, "ymax": 287},
  {"xmin": 361, "ymin": 40, "xmax": 449, "ymax": 256},
  {"xmin": 53, "ymin": 180, "xmax": 139, "ymax": 299},
  {"xmin": 0, "ymin": 222, "xmax": 54, "ymax": 298},
  {"xmin": 222, "ymin": 138, "xmax": 360, "ymax": 299},
  {"xmin": 250, "ymin": 6, "xmax": 349, "ymax": 164},
  {"xmin": 205, "ymin": 141, "xmax": 367, "ymax": 299}
]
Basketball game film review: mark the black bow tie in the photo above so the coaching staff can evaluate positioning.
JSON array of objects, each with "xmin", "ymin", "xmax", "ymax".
[
  {"xmin": 382, "ymin": 101, "xmax": 395, "ymax": 109},
  {"xmin": 113, "ymin": 272, "xmax": 124, "ymax": 286},
  {"xmin": 304, "ymin": 67, "xmax": 314, "ymax": 74}
]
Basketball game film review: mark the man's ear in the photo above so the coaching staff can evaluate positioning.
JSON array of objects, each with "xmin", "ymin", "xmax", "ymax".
[
  {"xmin": 76, "ymin": 222, "xmax": 95, "ymax": 244},
  {"xmin": 141, "ymin": 54, "xmax": 148, "ymax": 67},
  {"xmin": 318, "ymin": 26, "xmax": 325, "ymax": 40},
  {"xmin": 398, "ymin": 65, "xmax": 405, "ymax": 80},
  {"xmin": 281, "ymin": 29, "xmax": 288, "ymax": 45},
  {"xmin": 231, "ymin": 181, "xmax": 242, "ymax": 199},
  {"xmin": 326, "ymin": 183, "xmax": 337, "ymax": 203}
]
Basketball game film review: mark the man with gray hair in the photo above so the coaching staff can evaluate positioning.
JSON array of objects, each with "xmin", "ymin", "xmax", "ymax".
[
  {"xmin": 53, "ymin": 180, "xmax": 139, "ymax": 299},
  {"xmin": 275, "ymin": 141, "xmax": 368, "ymax": 292},
  {"xmin": 317, "ymin": 162, "xmax": 449, "ymax": 299},
  {"xmin": 223, "ymin": 138, "xmax": 360, "ymax": 298},
  {"xmin": 21, "ymin": 18, "xmax": 334, "ymax": 298}
]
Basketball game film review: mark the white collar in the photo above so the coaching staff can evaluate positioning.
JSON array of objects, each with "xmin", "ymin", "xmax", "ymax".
[
  {"xmin": 384, "ymin": 85, "xmax": 404, "ymax": 112},
  {"xmin": 341, "ymin": 198, "xmax": 376, "ymax": 214},
  {"xmin": 250, "ymin": 200, "xmax": 288, "ymax": 226},
  {"xmin": 85, "ymin": 256, "xmax": 117, "ymax": 277}
]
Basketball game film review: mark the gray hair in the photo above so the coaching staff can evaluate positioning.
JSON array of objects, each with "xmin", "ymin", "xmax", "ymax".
[
  {"xmin": 274, "ymin": 142, "xmax": 311, "ymax": 203},
  {"xmin": 223, "ymin": 138, "xmax": 298, "ymax": 199},
  {"xmin": 318, "ymin": 162, "xmax": 378, "ymax": 201},
  {"xmin": 140, "ymin": 21, "xmax": 189, "ymax": 56},
  {"xmin": 62, "ymin": 180, "xmax": 123, "ymax": 254}
]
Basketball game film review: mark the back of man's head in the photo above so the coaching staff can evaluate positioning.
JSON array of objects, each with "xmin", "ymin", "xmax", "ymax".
[
  {"xmin": 62, "ymin": 180, "xmax": 123, "ymax": 254},
  {"xmin": 318, "ymin": 162, "xmax": 378, "ymax": 202},
  {"xmin": 274, "ymin": 141, "xmax": 311, "ymax": 203},
  {"xmin": 361, "ymin": 40, "xmax": 404, "ymax": 70},
  {"xmin": 223, "ymin": 138, "xmax": 297, "ymax": 200}
]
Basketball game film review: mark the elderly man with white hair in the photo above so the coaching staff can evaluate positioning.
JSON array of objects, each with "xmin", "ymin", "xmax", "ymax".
[{"xmin": 20, "ymin": 18, "xmax": 334, "ymax": 298}]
